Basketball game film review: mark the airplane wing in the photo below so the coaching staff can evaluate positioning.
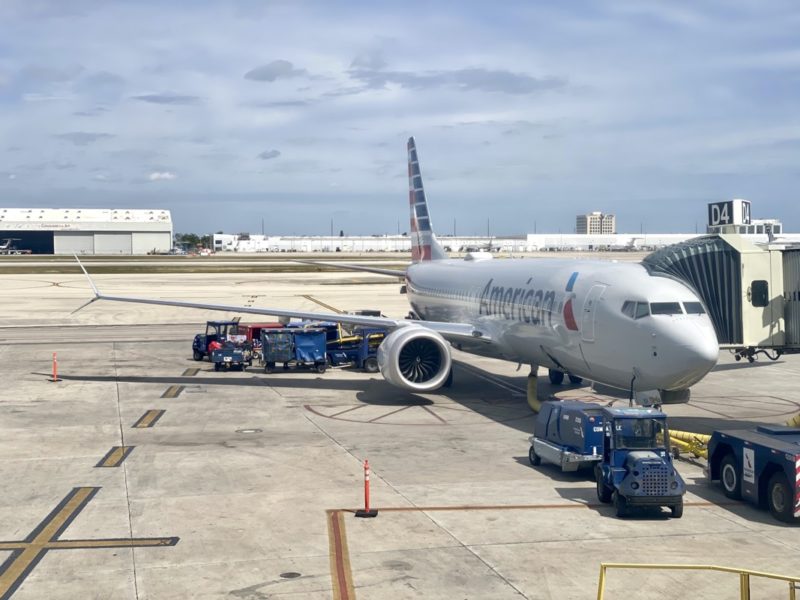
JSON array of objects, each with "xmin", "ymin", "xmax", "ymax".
[
  {"xmin": 73, "ymin": 256, "xmax": 489, "ymax": 343},
  {"xmin": 294, "ymin": 259, "xmax": 407, "ymax": 278}
]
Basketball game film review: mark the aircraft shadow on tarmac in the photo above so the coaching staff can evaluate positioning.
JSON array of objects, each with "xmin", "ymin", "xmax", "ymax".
[
  {"xmin": 43, "ymin": 359, "xmax": 540, "ymax": 434},
  {"xmin": 712, "ymin": 360, "xmax": 784, "ymax": 372}
]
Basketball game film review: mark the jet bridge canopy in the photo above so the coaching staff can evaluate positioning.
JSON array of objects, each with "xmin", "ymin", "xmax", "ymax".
[{"xmin": 643, "ymin": 235, "xmax": 742, "ymax": 345}]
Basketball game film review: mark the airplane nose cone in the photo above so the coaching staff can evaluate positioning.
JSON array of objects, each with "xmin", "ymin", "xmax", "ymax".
[{"xmin": 668, "ymin": 320, "xmax": 719, "ymax": 388}]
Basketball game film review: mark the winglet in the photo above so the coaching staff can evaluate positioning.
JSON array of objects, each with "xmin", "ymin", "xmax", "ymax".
[
  {"xmin": 71, "ymin": 254, "xmax": 102, "ymax": 314},
  {"xmin": 74, "ymin": 253, "xmax": 100, "ymax": 297}
]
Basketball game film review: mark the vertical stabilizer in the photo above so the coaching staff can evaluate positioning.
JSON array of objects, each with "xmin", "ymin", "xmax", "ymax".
[{"xmin": 408, "ymin": 137, "xmax": 448, "ymax": 261}]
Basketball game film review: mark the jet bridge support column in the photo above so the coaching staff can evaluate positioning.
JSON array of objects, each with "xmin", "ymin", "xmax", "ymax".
[{"xmin": 527, "ymin": 365, "xmax": 541, "ymax": 413}]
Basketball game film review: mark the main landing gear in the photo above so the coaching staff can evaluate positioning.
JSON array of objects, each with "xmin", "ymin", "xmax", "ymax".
[{"xmin": 548, "ymin": 368, "xmax": 582, "ymax": 385}]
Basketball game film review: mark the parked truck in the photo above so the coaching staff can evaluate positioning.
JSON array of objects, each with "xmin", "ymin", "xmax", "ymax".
[
  {"xmin": 529, "ymin": 401, "xmax": 685, "ymax": 518},
  {"xmin": 708, "ymin": 425, "xmax": 800, "ymax": 523}
]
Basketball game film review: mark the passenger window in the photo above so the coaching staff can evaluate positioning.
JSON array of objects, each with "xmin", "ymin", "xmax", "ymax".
[
  {"xmin": 650, "ymin": 302, "xmax": 683, "ymax": 315},
  {"xmin": 634, "ymin": 302, "xmax": 650, "ymax": 319},
  {"xmin": 751, "ymin": 280, "xmax": 769, "ymax": 307},
  {"xmin": 621, "ymin": 301, "xmax": 636, "ymax": 318},
  {"xmin": 683, "ymin": 302, "xmax": 706, "ymax": 314}
]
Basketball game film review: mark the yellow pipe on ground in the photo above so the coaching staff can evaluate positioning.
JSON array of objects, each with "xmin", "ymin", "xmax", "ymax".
[
  {"xmin": 670, "ymin": 429, "xmax": 711, "ymax": 444},
  {"xmin": 668, "ymin": 430, "xmax": 710, "ymax": 460}
]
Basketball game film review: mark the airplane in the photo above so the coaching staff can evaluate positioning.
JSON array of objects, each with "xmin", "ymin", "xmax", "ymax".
[{"xmin": 75, "ymin": 137, "xmax": 719, "ymax": 409}]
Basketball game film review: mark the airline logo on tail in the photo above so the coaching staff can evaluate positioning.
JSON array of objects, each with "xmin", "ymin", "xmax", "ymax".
[{"xmin": 407, "ymin": 137, "xmax": 446, "ymax": 262}]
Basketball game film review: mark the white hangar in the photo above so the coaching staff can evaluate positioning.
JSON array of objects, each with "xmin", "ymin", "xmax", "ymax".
[{"xmin": 0, "ymin": 208, "xmax": 173, "ymax": 255}]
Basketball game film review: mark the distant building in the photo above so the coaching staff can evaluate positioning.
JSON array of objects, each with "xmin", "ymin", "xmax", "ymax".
[
  {"xmin": 576, "ymin": 211, "xmax": 616, "ymax": 234},
  {"xmin": 0, "ymin": 208, "xmax": 172, "ymax": 254}
]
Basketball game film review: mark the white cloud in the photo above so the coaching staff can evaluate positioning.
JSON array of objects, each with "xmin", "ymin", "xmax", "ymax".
[{"xmin": 148, "ymin": 171, "xmax": 177, "ymax": 181}]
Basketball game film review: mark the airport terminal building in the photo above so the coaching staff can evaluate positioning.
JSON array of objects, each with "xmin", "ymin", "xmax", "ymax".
[{"xmin": 0, "ymin": 208, "xmax": 172, "ymax": 254}]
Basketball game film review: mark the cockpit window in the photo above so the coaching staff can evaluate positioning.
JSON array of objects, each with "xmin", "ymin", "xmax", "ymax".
[
  {"xmin": 634, "ymin": 302, "xmax": 650, "ymax": 319},
  {"xmin": 621, "ymin": 301, "xmax": 636, "ymax": 318},
  {"xmin": 650, "ymin": 302, "xmax": 683, "ymax": 315},
  {"xmin": 683, "ymin": 302, "xmax": 706, "ymax": 314}
]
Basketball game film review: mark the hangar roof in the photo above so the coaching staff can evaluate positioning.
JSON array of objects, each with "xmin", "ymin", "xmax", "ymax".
[{"xmin": 0, "ymin": 208, "xmax": 171, "ymax": 224}]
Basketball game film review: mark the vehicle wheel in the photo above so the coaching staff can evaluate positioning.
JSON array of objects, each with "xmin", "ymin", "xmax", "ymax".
[
  {"xmin": 613, "ymin": 491, "xmax": 628, "ymax": 518},
  {"xmin": 363, "ymin": 357, "xmax": 379, "ymax": 373},
  {"xmin": 548, "ymin": 369, "xmax": 565, "ymax": 385},
  {"xmin": 283, "ymin": 362, "xmax": 290, "ymax": 370},
  {"xmin": 720, "ymin": 454, "xmax": 742, "ymax": 500},
  {"xmin": 767, "ymin": 472, "xmax": 795, "ymax": 523},
  {"xmin": 568, "ymin": 374, "xmax": 583, "ymax": 385},
  {"xmin": 670, "ymin": 500, "xmax": 684, "ymax": 519},
  {"xmin": 528, "ymin": 445, "xmax": 541, "ymax": 466},
  {"xmin": 264, "ymin": 362, "xmax": 274, "ymax": 374},
  {"xmin": 241, "ymin": 364, "xmax": 247, "ymax": 372},
  {"xmin": 193, "ymin": 350, "xmax": 203, "ymax": 361},
  {"xmin": 316, "ymin": 363, "xmax": 327, "ymax": 374},
  {"xmin": 214, "ymin": 363, "xmax": 221, "ymax": 372},
  {"xmin": 596, "ymin": 467, "xmax": 612, "ymax": 503}
]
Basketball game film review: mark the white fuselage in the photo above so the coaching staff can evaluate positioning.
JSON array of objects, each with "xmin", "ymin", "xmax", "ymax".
[{"xmin": 405, "ymin": 257, "xmax": 719, "ymax": 392}]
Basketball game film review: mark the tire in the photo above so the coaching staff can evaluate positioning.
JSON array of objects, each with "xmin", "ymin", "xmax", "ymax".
[
  {"xmin": 720, "ymin": 454, "xmax": 742, "ymax": 500},
  {"xmin": 214, "ymin": 363, "xmax": 221, "ymax": 372},
  {"xmin": 316, "ymin": 363, "xmax": 327, "ymax": 374},
  {"xmin": 548, "ymin": 369, "xmax": 565, "ymax": 385},
  {"xmin": 264, "ymin": 362, "xmax": 274, "ymax": 374},
  {"xmin": 193, "ymin": 350, "xmax": 203, "ymax": 361},
  {"xmin": 596, "ymin": 467, "xmax": 612, "ymax": 503},
  {"xmin": 767, "ymin": 472, "xmax": 795, "ymax": 523},
  {"xmin": 568, "ymin": 374, "xmax": 583, "ymax": 385},
  {"xmin": 613, "ymin": 491, "xmax": 628, "ymax": 518},
  {"xmin": 528, "ymin": 445, "xmax": 541, "ymax": 466},
  {"xmin": 670, "ymin": 500, "xmax": 684, "ymax": 519},
  {"xmin": 363, "ymin": 357, "xmax": 379, "ymax": 373}
]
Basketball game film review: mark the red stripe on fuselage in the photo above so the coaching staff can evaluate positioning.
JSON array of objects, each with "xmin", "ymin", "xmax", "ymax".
[{"xmin": 564, "ymin": 298, "xmax": 578, "ymax": 330}]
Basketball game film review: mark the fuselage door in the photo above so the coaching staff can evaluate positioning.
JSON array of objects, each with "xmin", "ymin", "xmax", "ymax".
[{"xmin": 581, "ymin": 284, "xmax": 607, "ymax": 342}]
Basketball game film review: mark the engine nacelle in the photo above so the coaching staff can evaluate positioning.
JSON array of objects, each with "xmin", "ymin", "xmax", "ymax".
[{"xmin": 377, "ymin": 326, "xmax": 452, "ymax": 392}]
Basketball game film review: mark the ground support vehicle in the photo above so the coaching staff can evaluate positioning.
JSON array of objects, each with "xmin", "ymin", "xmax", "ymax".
[
  {"xmin": 708, "ymin": 425, "xmax": 800, "ymax": 523},
  {"xmin": 260, "ymin": 328, "xmax": 327, "ymax": 373},
  {"xmin": 528, "ymin": 401, "xmax": 605, "ymax": 472},
  {"xmin": 326, "ymin": 327, "xmax": 387, "ymax": 373},
  {"xmin": 240, "ymin": 322, "xmax": 284, "ymax": 362},
  {"xmin": 192, "ymin": 320, "xmax": 240, "ymax": 361},
  {"xmin": 211, "ymin": 344, "xmax": 252, "ymax": 372},
  {"xmin": 530, "ymin": 402, "xmax": 685, "ymax": 518}
]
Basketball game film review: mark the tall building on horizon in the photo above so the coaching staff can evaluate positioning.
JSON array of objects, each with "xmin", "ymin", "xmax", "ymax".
[{"xmin": 576, "ymin": 211, "xmax": 616, "ymax": 234}]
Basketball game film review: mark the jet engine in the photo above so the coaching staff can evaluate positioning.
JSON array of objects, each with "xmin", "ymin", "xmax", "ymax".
[{"xmin": 377, "ymin": 326, "xmax": 452, "ymax": 392}]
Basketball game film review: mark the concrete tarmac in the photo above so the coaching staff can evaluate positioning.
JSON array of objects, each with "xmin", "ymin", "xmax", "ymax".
[{"xmin": 1, "ymin": 272, "xmax": 799, "ymax": 599}]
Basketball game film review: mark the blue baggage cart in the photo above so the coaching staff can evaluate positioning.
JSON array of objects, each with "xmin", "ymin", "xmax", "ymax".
[{"xmin": 261, "ymin": 328, "xmax": 327, "ymax": 373}]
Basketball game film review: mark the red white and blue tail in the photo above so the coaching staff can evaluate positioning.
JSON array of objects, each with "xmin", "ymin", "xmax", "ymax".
[{"xmin": 408, "ymin": 137, "xmax": 447, "ymax": 262}]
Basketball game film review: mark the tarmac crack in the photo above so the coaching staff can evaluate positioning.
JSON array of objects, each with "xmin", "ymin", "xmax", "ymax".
[{"xmin": 112, "ymin": 341, "xmax": 141, "ymax": 600}]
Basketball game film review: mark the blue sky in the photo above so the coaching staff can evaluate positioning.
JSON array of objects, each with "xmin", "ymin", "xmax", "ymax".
[{"xmin": 1, "ymin": 0, "xmax": 799, "ymax": 235}]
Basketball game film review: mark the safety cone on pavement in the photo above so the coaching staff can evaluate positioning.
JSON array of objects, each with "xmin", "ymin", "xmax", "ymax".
[{"xmin": 355, "ymin": 459, "xmax": 378, "ymax": 518}]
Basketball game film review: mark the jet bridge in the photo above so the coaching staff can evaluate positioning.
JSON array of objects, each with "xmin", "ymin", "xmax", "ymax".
[{"xmin": 643, "ymin": 234, "xmax": 800, "ymax": 361}]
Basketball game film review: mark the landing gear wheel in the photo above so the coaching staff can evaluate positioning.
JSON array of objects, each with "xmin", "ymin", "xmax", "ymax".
[
  {"xmin": 568, "ymin": 374, "xmax": 583, "ymax": 385},
  {"xmin": 720, "ymin": 454, "xmax": 742, "ymax": 500},
  {"xmin": 767, "ymin": 472, "xmax": 795, "ymax": 523},
  {"xmin": 548, "ymin": 369, "xmax": 565, "ymax": 385},
  {"xmin": 193, "ymin": 350, "xmax": 203, "ymax": 361},
  {"xmin": 363, "ymin": 357, "xmax": 379, "ymax": 373},
  {"xmin": 670, "ymin": 500, "xmax": 684, "ymax": 518},
  {"xmin": 596, "ymin": 467, "xmax": 612, "ymax": 503},
  {"xmin": 528, "ymin": 445, "xmax": 541, "ymax": 466},
  {"xmin": 613, "ymin": 491, "xmax": 628, "ymax": 518}
]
